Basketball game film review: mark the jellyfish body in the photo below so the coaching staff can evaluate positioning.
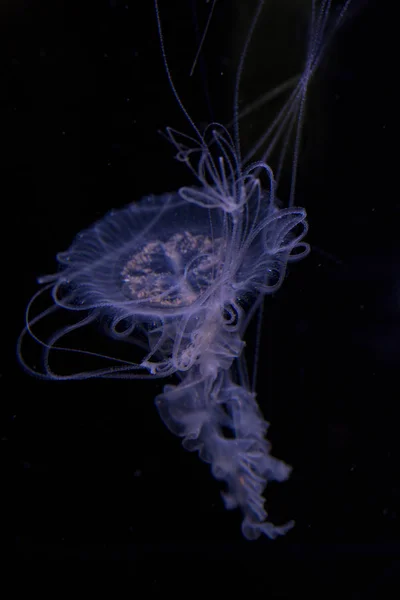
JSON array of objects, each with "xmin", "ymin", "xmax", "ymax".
[
  {"xmin": 18, "ymin": 0, "xmax": 352, "ymax": 538},
  {"xmin": 18, "ymin": 154, "xmax": 307, "ymax": 537}
]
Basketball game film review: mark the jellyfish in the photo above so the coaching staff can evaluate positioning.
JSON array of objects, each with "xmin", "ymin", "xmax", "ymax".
[{"xmin": 17, "ymin": 0, "xmax": 352, "ymax": 539}]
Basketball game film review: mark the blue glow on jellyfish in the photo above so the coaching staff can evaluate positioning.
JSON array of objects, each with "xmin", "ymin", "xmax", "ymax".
[{"xmin": 17, "ymin": 0, "xmax": 352, "ymax": 539}]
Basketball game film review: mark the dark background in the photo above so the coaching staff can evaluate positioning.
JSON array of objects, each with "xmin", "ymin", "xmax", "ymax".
[{"xmin": 2, "ymin": 0, "xmax": 400, "ymax": 589}]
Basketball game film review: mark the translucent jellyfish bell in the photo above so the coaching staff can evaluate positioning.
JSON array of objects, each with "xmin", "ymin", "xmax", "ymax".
[{"xmin": 19, "ymin": 194, "xmax": 221, "ymax": 378}]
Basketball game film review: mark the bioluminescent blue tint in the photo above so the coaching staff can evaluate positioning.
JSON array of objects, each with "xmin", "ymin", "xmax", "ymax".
[{"xmin": 17, "ymin": 0, "xmax": 353, "ymax": 539}]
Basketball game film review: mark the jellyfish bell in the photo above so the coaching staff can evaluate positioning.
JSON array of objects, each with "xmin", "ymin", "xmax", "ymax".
[{"xmin": 19, "ymin": 193, "xmax": 226, "ymax": 379}]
